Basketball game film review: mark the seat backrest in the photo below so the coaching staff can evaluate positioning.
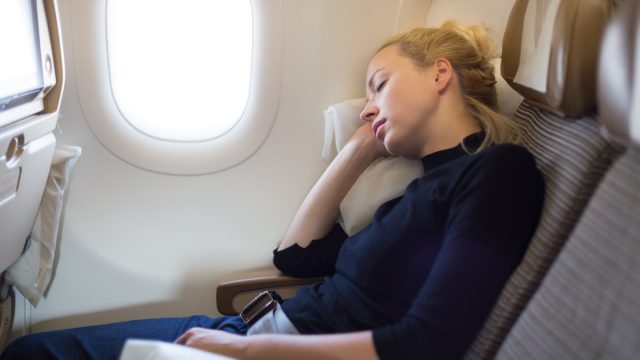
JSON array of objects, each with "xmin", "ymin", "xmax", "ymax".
[
  {"xmin": 0, "ymin": 0, "xmax": 64, "ymax": 274},
  {"xmin": 465, "ymin": 0, "xmax": 620, "ymax": 358},
  {"xmin": 496, "ymin": 0, "xmax": 640, "ymax": 357}
]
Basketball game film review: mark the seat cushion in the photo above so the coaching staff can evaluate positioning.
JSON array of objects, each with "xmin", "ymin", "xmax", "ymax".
[{"xmin": 496, "ymin": 148, "xmax": 640, "ymax": 359}]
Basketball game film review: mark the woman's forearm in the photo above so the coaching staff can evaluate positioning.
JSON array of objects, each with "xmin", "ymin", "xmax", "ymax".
[
  {"xmin": 277, "ymin": 133, "xmax": 381, "ymax": 251},
  {"xmin": 239, "ymin": 331, "xmax": 378, "ymax": 360}
]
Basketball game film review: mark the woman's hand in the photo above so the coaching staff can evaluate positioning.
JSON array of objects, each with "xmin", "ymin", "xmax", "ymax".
[
  {"xmin": 175, "ymin": 327, "xmax": 246, "ymax": 358},
  {"xmin": 346, "ymin": 123, "xmax": 390, "ymax": 162}
]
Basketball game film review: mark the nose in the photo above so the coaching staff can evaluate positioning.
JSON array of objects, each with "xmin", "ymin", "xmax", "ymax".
[{"xmin": 360, "ymin": 101, "xmax": 379, "ymax": 122}]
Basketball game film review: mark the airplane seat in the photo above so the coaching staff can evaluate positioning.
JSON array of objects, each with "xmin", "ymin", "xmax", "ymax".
[
  {"xmin": 0, "ymin": 0, "xmax": 77, "ymax": 350},
  {"xmin": 495, "ymin": 0, "xmax": 640, "ymax": 357},
  {"xmin": 465, "ymin": 0, "xmax": 621, "ymax": 358}
]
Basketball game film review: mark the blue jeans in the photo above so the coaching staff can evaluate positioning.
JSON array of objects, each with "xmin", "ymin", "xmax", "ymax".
[{"xmin": 0, "ymin": 315, "xmax": 248, "ymax": 360}]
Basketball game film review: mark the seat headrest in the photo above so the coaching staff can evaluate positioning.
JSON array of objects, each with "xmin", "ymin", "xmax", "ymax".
[
  {"xmin": 598, "ymin": 0, "xmax": 640, "ymax": 146},
  {"xmin": 501, "ymin": 0, "xmax": 613, "ymax": 118}
]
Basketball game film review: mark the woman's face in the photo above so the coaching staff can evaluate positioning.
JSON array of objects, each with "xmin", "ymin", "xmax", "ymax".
[{"xmin": 360, "ymin": 45, "xmax": 438, "ymax": 158}]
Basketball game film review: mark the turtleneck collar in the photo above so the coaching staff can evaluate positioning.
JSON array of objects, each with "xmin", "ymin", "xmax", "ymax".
[{"xmin": 420, "ymin": 132, "xmax": 485, "ymax": 172}]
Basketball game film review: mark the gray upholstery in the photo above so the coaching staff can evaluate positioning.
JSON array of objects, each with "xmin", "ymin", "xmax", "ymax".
[{"xmin": 496, "ymin": 148, "xmax": 640, "ymax": 359}]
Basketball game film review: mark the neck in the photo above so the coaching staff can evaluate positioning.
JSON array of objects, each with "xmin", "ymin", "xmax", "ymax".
[{"xmin": 419, "ymin": 96, "xmax": 481, "ymax": 158}]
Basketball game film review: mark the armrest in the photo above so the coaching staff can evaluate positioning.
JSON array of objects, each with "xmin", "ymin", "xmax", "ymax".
[{"xmin": 216, "ymin": 267, "xmax": 321, "ymax": 315}]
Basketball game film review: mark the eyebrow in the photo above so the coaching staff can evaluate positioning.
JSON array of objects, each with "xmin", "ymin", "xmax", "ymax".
[{"xmin": 367, "ymin": 68, "xmax": 384, "ymax": 91}]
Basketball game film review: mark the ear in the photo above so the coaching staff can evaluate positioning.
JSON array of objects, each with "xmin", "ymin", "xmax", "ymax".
[{"xmin": 433, "ymin": 58, "xmax": 454, "ymax": 93}]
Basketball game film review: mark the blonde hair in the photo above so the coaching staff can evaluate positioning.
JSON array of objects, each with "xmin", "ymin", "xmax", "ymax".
[{"xmin": 378, "ymin": 21, "xmax": 521, "ymax": 150}]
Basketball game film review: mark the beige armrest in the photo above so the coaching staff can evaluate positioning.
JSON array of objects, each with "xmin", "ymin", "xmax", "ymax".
[{"xmin": 216, "ymin": 267, "xmax": 321, "ymax": 315}]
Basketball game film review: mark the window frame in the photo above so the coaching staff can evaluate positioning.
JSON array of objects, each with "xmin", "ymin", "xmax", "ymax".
[{"xmin": 73, "ymin": 0, "xmax": 283, "ymax": 174}]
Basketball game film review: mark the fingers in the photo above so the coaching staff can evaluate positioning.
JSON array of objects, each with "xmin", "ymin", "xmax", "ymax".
[
  {"xmin": 174, "ymin": 327, "xmax": 203, "ymax": 345},
  {"xmin": 174, "ymin": 327, "xmax": 244, "ymax": 358},
  {"xmin": 350, "ymin": 123, "xmax": 390, "ymax": 158}
]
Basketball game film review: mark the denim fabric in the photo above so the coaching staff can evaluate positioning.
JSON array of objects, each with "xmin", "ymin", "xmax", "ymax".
[{"xmin": 0, "ymin": 315, "xmax": 248, "ymax": 360}]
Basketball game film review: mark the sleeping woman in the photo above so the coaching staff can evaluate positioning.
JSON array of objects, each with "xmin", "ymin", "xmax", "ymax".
[{"xmin": 1, "ymin": 22, "xmax": 544, "ymax": 360}]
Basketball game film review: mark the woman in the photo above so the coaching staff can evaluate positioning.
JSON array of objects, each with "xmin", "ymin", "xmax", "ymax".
[{"xmin": 1, "ymin": 22, "xmax": 544, "ymax": 360}]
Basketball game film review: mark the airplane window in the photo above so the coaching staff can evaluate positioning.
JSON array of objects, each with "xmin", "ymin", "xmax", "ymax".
[
  {"xmin": 106, "ymin": 0, "xmax": 252, "ymax": 142},
  {"xmin": 74, "ymin": 0, "xmax": 282, "ymax": 174}
]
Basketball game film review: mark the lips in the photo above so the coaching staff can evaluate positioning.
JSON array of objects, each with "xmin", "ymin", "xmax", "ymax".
[{"xmin": 372, "ymin": 119, "xmax": 387, "ymax": 140}]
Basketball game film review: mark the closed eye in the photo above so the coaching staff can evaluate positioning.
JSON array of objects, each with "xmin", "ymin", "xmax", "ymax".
[{"xmin": 376, "ymin": 80, "xmax": 387, "ymax": 92}]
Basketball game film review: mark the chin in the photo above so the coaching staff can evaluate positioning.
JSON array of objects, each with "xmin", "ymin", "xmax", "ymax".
[
  {"xmin": 385, "ymin": 139, "xmax": 417, "ymax": 159},
  {"xmin": 383, "ymin": 141, "xmax": 398, "ymax": 157},
  {"xmin": 386, "ymin": 146, "xmax": 414, "ymax": 159}
]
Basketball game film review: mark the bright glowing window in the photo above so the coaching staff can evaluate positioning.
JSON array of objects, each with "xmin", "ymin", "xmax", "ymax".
[{"xmin": 106, "ymin": 0, "xmax": 252, "ymax": 142}]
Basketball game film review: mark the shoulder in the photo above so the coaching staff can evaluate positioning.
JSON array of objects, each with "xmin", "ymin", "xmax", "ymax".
[
  {"xmin": 474, "ymin": 143, "xmax": 536, "ymax": 168},
  {"xmin": 453, "ymin": 143, "xmax": 543, "ymax": 194},
  {"xmin": 444, "ymin": 143, "xmax": 545, "ymax": 234},
  {"xmin": 465, "ymin": 143, "xmax": 540, "ymax": 180}
]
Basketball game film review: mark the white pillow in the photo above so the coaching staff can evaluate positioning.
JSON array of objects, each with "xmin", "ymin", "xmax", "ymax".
[
  {"xmin": 120, "ymin": 340, "xmax": 237, "ymax": 360},
  {"xmin": 322, "ymin": 99, "xmax": 423, "ymax": 235}
]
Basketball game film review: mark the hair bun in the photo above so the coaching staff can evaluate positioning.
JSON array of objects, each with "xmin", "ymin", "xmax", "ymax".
[{"xmin": 441, "ymin": 21, "xmax": 498, "ymax": 62}]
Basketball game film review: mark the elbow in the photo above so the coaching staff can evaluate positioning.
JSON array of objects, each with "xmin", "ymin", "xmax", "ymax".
[
  {"xmin": 272, "ymin": 247, "xmax": 290, "ymax": 273},
  {"xmin": 272, "ymin": 251, "xmax": 288, "ymax": 273},
  {"xmin": 272, "ymin": 247, "xmax": 305, "ymax": 277}
]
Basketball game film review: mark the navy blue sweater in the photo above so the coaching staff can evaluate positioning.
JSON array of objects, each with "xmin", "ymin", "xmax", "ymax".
[{"xmin": 273, "ymin": 134, "xmax": 544, "ymax": 359}]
